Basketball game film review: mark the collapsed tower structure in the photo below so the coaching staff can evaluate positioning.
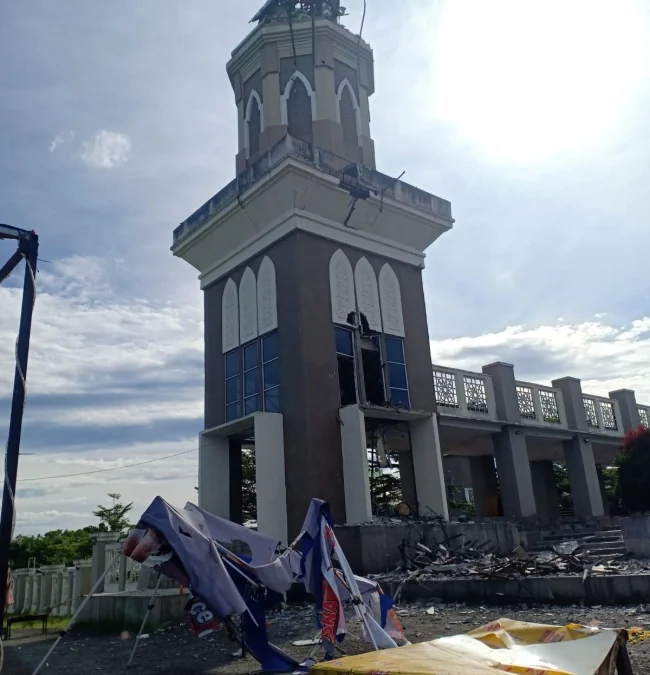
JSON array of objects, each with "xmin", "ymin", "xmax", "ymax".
[{"xmin": 172, "ymin": 0, "xmax": 454, "ymax": 541}]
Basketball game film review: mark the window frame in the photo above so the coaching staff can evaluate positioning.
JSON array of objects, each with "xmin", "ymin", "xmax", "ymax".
[
  {"xmin": 262, "ymin": 331, "xmax": 280, "ymax": 413},
  {"xmin": 242, "ymin": 340, "xmax": 261, "ymax": 417},
  {"xmin": 384, "ymin": 335, "xmax": 411, "ymax": 410},
  {"xmin": 224, "ymin": 348, "xmax": 242, "ymax": 422}
]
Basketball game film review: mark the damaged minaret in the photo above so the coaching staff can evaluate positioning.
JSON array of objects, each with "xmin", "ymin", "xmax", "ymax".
[{"xmin": 172, "ymin": 1, "xmax": 454, "ymax": 542}]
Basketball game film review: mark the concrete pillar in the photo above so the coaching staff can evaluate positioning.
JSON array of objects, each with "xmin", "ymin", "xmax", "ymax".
[
  {"xmin": 261, "ymin": 42, "xmax": 281, "ymax": 127},
  {"xmin": 339, "ymin": 405, "xmax": 372, "ymax": 525},
  {"xmin": 596, "ymin": 465, "xmax": 611, "ymax": 517},
  {"xmin": 563, "ymin": 437, "xmax": 605, "ymax": 517},
  {"xmin": 482, "ymin": 362, "xmax": 523, "ymax": 423},
  {"xmin": 469, "ymin": 456, "xmax": 500, "ymax": 517},
  {"xmin": 609, "ymin": 389, "xmax": 642, "ymax": 432},
  {"xmin": 530, "ymin": 460, "xmax": 561, "ymax": 518},
  {"xmin": 117, "ymin": 555, "xmax": 127, "ymax": 592},
  {"xmin": 254, "ymin": 412, "xmax": 289, "ymax": 543},
  {"xmin": 49, "ymin": 566, "xmax": 64, "ymax": 616},
  {"xmin": 90, "ymin": 532, "xmax": 121, "ymax": 593},
  {"xmin": 398, "ymin": 452, "xmax": 417, "ymax": 510},
  {"xmin": 493, "ymin": 428, "xmax": 537, "ymax": 517},
  {"xmin": 72, "ymin": 560, "xmax": 91, "ymax": 612},
  {"xmin": 31, "ymin": 572, "xmax": 41, "ymax": 612},
  {"xmin": 198, "ymin": 431, "xmax": 230, "ymax": 520},
  {"xmin": 40, "ymin": 567, "xmax": 54, "ymax": 612},
  {"xmin": 552, "ymin": 377, "xmax": 588, "ymax": 432},
  {"xmin": 23, "ymin": 571, "xmax": 34, "ymax": 613},
  {"xmin": 12, "ymin": 570, "xmax": 26, "ymax": 615},
  {"xmin": 410, "ymin": 415, "xmax": 449, "ymax": 520},
  {"xmin": 483, "ymin": 362, "xmax": 537, "ymax": 517},
  {"xmin": 61, "ymin": 568, "xmax": 74, "ymax": 615}
]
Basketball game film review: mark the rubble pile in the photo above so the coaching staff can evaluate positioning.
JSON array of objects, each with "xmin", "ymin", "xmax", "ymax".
[{"xmin": 373, "ymin": 534, "xmax": 650, "ymax": 597}]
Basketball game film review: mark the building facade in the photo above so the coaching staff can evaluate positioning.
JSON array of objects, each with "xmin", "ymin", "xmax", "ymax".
[{"xmin": 172, "ymin": 1, "xmax": 649, "ymax": 541}]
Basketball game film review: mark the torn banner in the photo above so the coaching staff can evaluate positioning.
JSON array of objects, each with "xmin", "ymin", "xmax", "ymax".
[
  {"xmin": 123, "ymin": 497, "xmax": 403, "ymax": 672},
  {"xmin": 311, "ymin": 618, "xmax": 629, "ymax": 675}
]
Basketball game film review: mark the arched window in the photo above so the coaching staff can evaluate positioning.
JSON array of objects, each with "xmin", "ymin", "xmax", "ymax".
[
  {"xmin": 337, "ymin": 79, "xmax": 361, "ymax": 148},
  {"xmin": 287, "ymin": 77, "xmax": 313, "ymax": 143},
  {"xmin": 281, "ymin": 71, "xmax": 315, "ymax": 144},
  {"xmin": 244, "ymin": 90, "xmax": 264, "ymax": 159}
]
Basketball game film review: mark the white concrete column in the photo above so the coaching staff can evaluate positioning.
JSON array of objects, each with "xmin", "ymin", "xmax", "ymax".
[
  {"xmin": 563, "ymin": 437, "xmax": 605, "ymax": 517},
  {"xmin": 199, "ymin": 431, "xmax": 231, "ymax": 520},
  {"xmin": 410, "ymin": 414, "xmax": 449, "ymax": 520},
  {"xmin": 11, "ymin": 570, "xmax": 26, "ymax": 615},
  {"xmin": 23, "ymin": 571, "xmax": 34, "ymax": 613},
  {"xmin": 254, "ymin": 412, "xmax": 288, "ymax": 544},
  {"xmin": 339, "ymin": 405, "xmax": 372, "ymax": 525},
  {"xmin": 49, "ymin": 566, "xmax": 64, "ymax": 616},
  {"xmin": 31, "ymin": 572, "xmax": 41, "ymax": 612}
]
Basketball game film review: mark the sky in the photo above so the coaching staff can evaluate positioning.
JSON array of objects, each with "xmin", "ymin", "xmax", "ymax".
[{"xmin": 1, "ymin": 0, "xmax": 649, "ymax": 536}]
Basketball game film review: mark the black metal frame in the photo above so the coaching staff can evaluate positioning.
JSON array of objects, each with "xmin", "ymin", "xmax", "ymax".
[{"xmin": 0, "ymin": 223, "xmax": 39, "ymax": 637}]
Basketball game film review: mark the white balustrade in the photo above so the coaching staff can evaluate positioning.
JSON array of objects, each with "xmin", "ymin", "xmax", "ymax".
[
  {"xmin": 515, "ymin": 381, "xmax": 568, "ymax": 429},
  {"xmin": 432, "ymin": 366, "xmax": 497, "ymax": 421},
  {"xmin": 639, "ymin": 405, "xmax": 649, "ymax": 428},
  {"xmin": 582, "ymin": 394, "xmax": 624, "ymax": 437}
]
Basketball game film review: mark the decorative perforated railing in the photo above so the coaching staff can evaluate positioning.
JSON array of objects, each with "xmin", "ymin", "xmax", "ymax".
[
  {"xmin": 432, "ymin": 366, "xmax": 497, "ymax": 420},
  {"xmin": 582, "ymin": 395, "xmax": 624, "ymax": 436},
  {"xmin": 515, "ymin": 381, "xmax": 567, "ymax": 427}
]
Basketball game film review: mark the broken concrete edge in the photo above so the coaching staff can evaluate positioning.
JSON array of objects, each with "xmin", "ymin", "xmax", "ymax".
[{"xmin": 380, "ymin": 574, "xmax": 650, "ymax": 607}]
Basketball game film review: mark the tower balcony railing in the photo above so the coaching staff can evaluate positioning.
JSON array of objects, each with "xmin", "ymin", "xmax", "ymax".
[
  {"xmin": 432, "ymin": 365, "xmax": 497, "ymax": 421},
  {"xmin": 582, "ymin": 394, "xmax": 625, "ymax": 437},
  {"xmin": 514, "ymin": 381, "xmax": 568, "ymax": 429},
  {"xmin": 638, "ymin": 404, "xmax": 649, "ymax": 428}
]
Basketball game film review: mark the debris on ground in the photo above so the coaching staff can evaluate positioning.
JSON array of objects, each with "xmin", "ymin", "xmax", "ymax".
[{"xmin": 371, "ymin": 533, "xmax": 650, "ymax": 597}]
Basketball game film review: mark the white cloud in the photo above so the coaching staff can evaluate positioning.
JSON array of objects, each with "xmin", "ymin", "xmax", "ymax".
[
  {"xmin": 49, "ymin": 130, "xmax": 75, "ymax": 153},
  {"xmin": 14, "ymin": 441, "xmax": 199, "ymax": 535},
  {"xmin": 431, "ymin": 319, "xmax": 650, "ymax": 402},
  {"xmin": 80, "ymin": 130, "xmax": 131, "ymax": 168}
]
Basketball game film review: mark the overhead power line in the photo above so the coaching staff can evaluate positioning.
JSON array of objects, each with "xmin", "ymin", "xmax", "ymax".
[{"xmin": 20, "ymin": 447, "xmax": 198, "ymax": 482}]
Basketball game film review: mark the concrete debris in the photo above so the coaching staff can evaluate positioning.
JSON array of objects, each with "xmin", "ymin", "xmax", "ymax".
[{"xmin": 376, "ymin": 534, "xmax": 650, "ymax": 596}]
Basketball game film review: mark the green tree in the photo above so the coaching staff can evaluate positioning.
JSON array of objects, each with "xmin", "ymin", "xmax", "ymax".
[
  {"xmin": 241, "ymin": 450, "xmax": 257, "ymax": 523},
  {"xmin": 9, "ymin": 527, "xmax": 98, "ymax": 569},
  {"xmin": 616, "ymin": 426, "xmax": 650, "ymax": 513},
  {"xmin": 92, "ymin": 493, "xmax": 133, "ymax": 533}
]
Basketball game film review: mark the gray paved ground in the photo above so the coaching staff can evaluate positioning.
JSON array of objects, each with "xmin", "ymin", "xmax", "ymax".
[{"xmin": 4, "ymin": 602, "xmax": 650, "ymax": 674}]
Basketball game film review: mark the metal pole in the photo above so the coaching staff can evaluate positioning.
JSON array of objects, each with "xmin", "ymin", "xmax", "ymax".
[
  {"xmin": 126, "ymin": 571, "xmax": 164, "ymax": 669},
  {"xmin": 0, "ymin": 232, "xmax": 38, "ymax": 637},
  {"xmin": 31, "ymin": 552, "xmax": 119, "ymax": 675}
]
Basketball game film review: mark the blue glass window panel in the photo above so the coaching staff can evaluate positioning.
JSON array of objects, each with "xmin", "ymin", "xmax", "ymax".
[
  {"xmin": 388, "ymin": 362, "xmax": 408, "ymax": 390},
  {"xmin": 262, "ymin": 332, "xmax": 278, "ymax": 363},
  {"xmin": 335, "ymin": 327, "xmax": 354, "ymax": 356},
  {"xmin": 264, "ymin": 387, "xmax": 280, "ymax": 413},
  {"xmin": 385, "ymin": 337, "xmax": 405, "ymax": 364},
  {"xmin": 244, "ymin": 342, "xmax": 259, "ymax": 370},
  {"xmin": 391, "ymin": 388, "xmax": 410, "ymax": 409},
  {"xmin": 244, "ymin": 368, "xmax": 259, "ymax": 397},
  {"xmin": 226, "ymin": 402, "xmax": 241, "ymax": 422},
  {"xmin": 226, "ymin": 376, "xmax": 240, "ymax": 404},
  {"xmin": 225, "ymin": 350, "xmax": 240, "ymax": 378},
  {"xmin": 245, "ymin": 395, "xmax": 260, "ymax": 416},
  {"xmin": 263, "ymin": 359, "xmax": 279, "ymax": 389},
  {"xmin": 244, "ymin": 368, "xmax": 260, "ymax": 396}
]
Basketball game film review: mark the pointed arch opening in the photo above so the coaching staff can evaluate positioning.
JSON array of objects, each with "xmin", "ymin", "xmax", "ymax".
[
  {"xmin": 281, "ymin": 70, "xmax": 316, "ymax": 144},
  {"xmin": 336, "ymin": 78, "xmax": 362, "ymax": 147},
  {"xmin": 244, "ymin": 90, "xmax": 264, "ymax": 159}
]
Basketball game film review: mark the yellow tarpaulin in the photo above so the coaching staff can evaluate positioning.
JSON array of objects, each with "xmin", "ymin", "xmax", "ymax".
[{"xmin": 311, "ymin": 618, "xmax": 625, "ymax": 675}]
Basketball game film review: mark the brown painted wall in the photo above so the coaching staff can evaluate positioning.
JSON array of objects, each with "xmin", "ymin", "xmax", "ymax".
[{"xmin": 203, "ymin": 230, "xmax": 436, "ymax": 537}]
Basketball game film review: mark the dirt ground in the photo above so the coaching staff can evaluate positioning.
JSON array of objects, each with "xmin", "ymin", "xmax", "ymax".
[{"xmin": 5, "ymin": 601, "xmax": 650, "ymax": 674}]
